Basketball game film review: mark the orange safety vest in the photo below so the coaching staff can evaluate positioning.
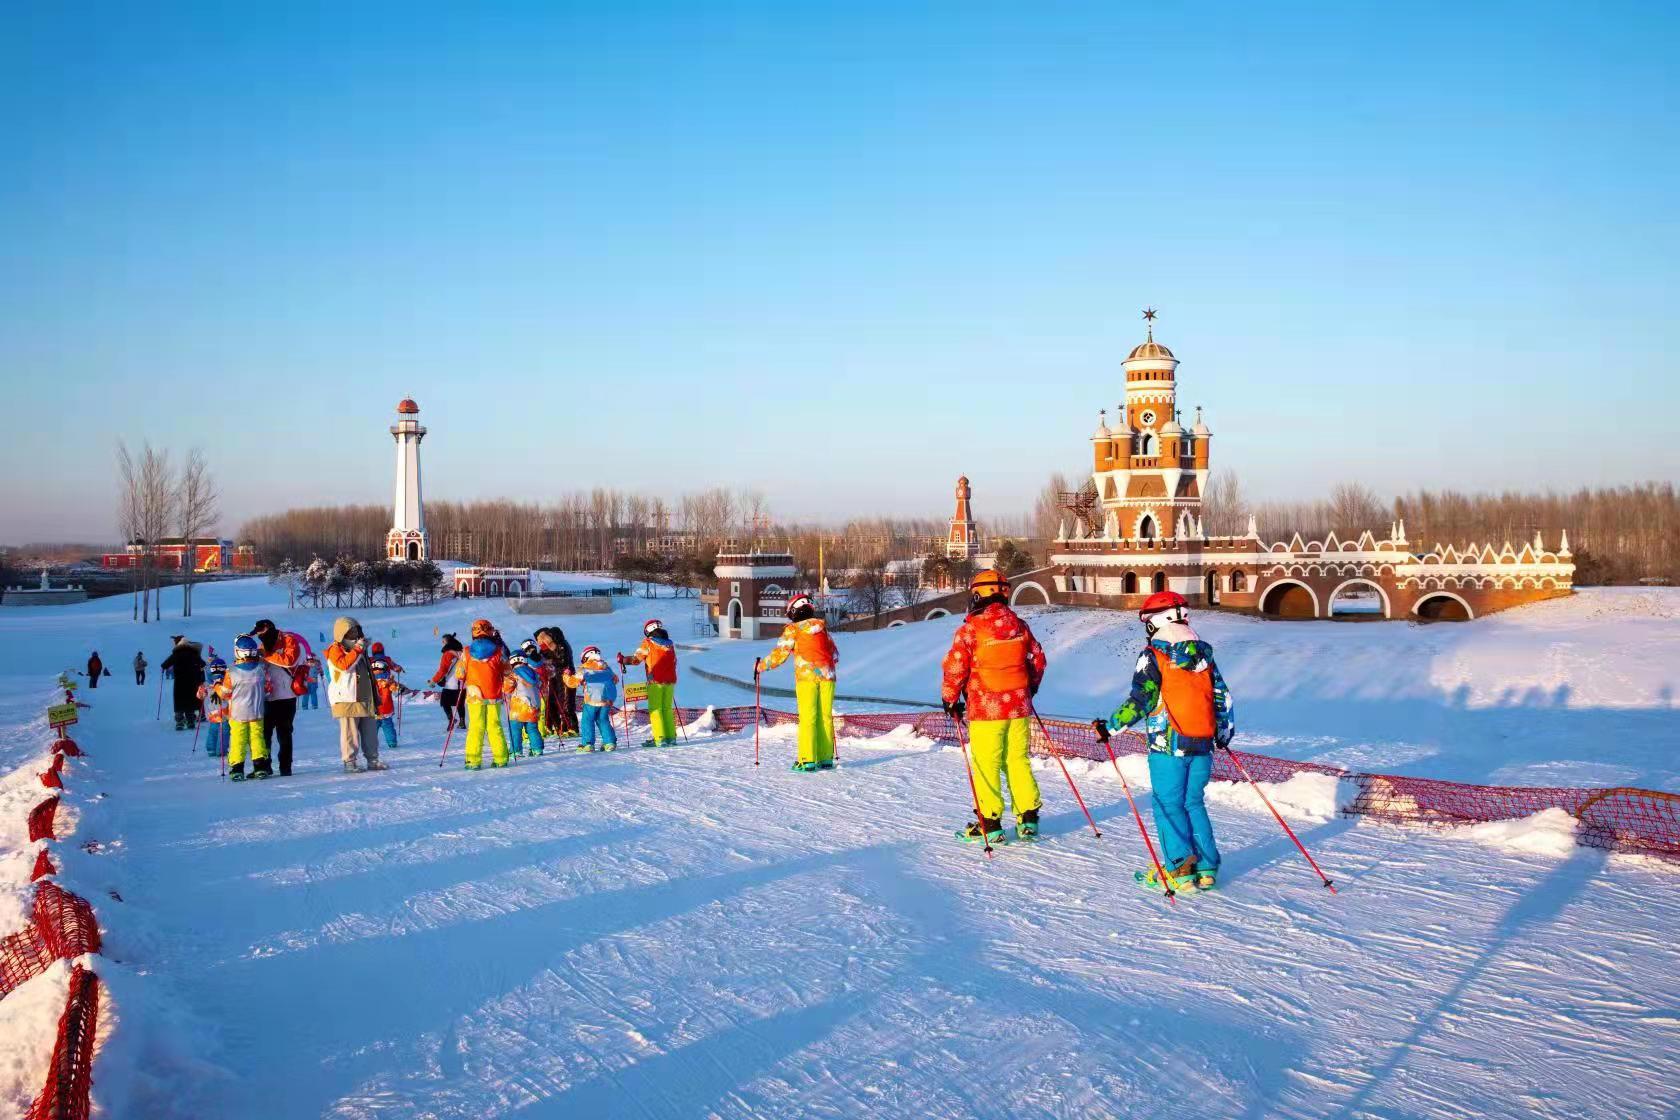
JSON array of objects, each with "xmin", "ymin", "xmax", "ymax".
[
  {"xmin": 972, "ymin": 631, "xmax": 1029, "ymax": 693},
  {"xmin": 1149, "ymin": 648, "xmax": 1217, "ymax": 738}
]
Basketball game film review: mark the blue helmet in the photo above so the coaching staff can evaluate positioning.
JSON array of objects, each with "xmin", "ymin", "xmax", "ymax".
[{"xmin": 233, "ymin": 634, "xmax": 261, "ymax": 663}]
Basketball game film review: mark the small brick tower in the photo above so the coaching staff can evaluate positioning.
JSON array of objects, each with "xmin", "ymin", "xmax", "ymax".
[{"xmin": 947, "ymin": 475, "xmax": 979, "ymax": 560}]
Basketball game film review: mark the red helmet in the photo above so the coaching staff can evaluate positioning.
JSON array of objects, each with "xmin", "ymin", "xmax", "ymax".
[
  {"xmin": 370, "ymin": 641, "xmax": 385, "ymax": 655},
  {"xmin": 644, "ymin": 619, "xmax": 663, "ymax": 636},
  {"xmin": 1138, "ymin": 590, "xmax": 1189, "ymax": 620}
]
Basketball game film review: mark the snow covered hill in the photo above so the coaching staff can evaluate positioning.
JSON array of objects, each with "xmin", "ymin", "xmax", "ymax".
[{"xmin": 1, "ymin": 581, "xmax": 1677, "ymax": 1118}]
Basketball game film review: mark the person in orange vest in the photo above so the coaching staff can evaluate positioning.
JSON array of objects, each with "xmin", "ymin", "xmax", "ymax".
[
  {"xmin": 461, "ymin": 619, "xmax": 511, "ymax": 769},
  {"xmin": 619, "ymin": 619, "xmax": 679, "ymax": 748},
  {"xmin": 1103, "ymin": 590, "xmax": 1235, "ymax": 893},
  {"xmin": 940, "ymin": 570, "xmax": 1048, "ymax": 844},
  {"xmin": 756, "ymin": 593, "xmax": 838, "ymax": 772}
]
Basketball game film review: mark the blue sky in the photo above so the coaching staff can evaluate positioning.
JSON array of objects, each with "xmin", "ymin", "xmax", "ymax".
[{"xmin": 2, "ymin": 1, "xmax": 1675, "ymax": 542}]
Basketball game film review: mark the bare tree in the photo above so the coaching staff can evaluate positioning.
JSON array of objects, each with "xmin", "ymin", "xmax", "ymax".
[
  {"xmin": 1201, "ymin": 470, "xmax": 1251, "ymax": 536},
  {"xmin": 116, "ymin": 440, "xmax": 177, "ymax": 623},
  {"xmin": 847, "ymin": 555, "xmax": 893, "ymax": 628},
  {"xmin": 1326, "ymin": 481, "xmax": 1385, "ymax": 536},
  {"xmin": 176, "ymin": 448, "xmax": 219, "ymax": 617}
]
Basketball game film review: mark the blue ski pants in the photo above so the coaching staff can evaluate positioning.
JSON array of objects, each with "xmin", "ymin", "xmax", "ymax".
[
  {"xmin": 579, "ymin": 703, "xmax": 617, "ymax": 748},
  {"xmin": 513, "ymin": 719, "xmax": 543, "ymax": 755},
  {"xmin": 1148, "ymin": 751, "xmax": 1220, "ymax": 872},
  {"xmin": 377, "ymin": 716, "xmax": 399, "ymax": 750}
]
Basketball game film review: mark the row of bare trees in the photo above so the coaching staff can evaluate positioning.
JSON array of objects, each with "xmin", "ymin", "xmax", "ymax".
[{"xmin": 116, "ymin": 442, "xmax": 220, "ymax": 622}]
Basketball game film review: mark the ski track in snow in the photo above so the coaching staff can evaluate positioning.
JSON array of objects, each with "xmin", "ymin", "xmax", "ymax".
[{"xmin": 2, "ymin": 580, "xmax": 1679, "ymax": 1118}]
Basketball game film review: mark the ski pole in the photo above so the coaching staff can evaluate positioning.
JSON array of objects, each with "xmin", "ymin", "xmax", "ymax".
[
  {"xmin": 1093, "ymin": 721, "xmax": 1175, "ymax": 905},
  {"xmin": 155, "ymin": 673, "xmax": 163, "ymax": 720},
  {"xmin": 953, "ymin": 715, "xmax": 994, "ymax": 858},
  {"xmin": 1220, "ymin": 745, "xmax": 1337, "ymax": 894},
  {"xmin": 1030, "ymin": 711, "xmax": 1101, "ymax": 839},
  {"xmin": 753, "ymin": 660, "xmax": 762, "ymax": 767},
  {"xmin": 190, "ymin": 705, "xmax": 204, "ymax": 755},
  {"xmin": 438, "ymin": 718, "xmax": 456, "ymax": 768}
]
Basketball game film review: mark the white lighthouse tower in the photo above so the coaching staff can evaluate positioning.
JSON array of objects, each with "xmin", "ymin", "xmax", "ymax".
[{"xmin": 386, "ymin": 398, "xmax": 429, "ymax": 561}]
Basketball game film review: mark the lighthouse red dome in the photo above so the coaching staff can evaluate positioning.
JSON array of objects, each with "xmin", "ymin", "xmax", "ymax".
[{"xmin": 396, "ymin": 398, "xmax": 420, "ymax": 415}]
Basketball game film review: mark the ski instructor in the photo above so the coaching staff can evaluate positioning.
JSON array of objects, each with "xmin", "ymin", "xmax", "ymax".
[{"xmin": 940, "ymin": 569, "xmax": 1047, "ymax": 845}]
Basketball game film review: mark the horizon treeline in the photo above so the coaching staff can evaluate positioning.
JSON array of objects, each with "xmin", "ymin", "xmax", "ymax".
[{"xmin": 233, "ymin": 478, "xmax": 1677, "ymax": 586}]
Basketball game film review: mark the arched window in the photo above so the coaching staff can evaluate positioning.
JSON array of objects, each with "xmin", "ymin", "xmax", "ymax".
[
  {"xmin": 1140, "ymin": 432, "xmax": 1158, "ymax": 457},
  {"xmin": 1122, "ymin": 571, "xmax": 1138, "ymax": 595},
  {"xmin": 1229, "ymin": 570, "xmax": 1248, "ymax": 592},
  {"xmin": 1152, "ymin": 572, "xmax": 1167, "ymax": 593},
  {"xmin": 1138, "ymin": 515, "xmax": 1157, "ymax": 540}
]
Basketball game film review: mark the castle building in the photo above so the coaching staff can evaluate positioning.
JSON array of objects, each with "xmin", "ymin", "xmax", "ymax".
[
  {"xmin": 1050, "ymin": 312, "xmax": 1575, "ymax": 621},
  {"xmin": 947, "ymin": 476, "xmax": 979, "ymax": 560},
  {"xmin": 387, "ymin": 398, "xmax": 429, "ymax": 562}
]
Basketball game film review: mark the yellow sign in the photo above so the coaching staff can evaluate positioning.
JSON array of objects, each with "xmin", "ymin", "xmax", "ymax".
[
  {"xmin": 623, "ymin": 682, "xmax": 649, "ymax": 703},
  {"xmin": 47, "ymin": 703, "xmax": 78, "ymax": 728}
]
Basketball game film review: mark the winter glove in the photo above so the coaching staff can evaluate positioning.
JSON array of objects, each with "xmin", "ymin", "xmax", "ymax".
[
  {"xmin": 753, "ymin": 658, "xmax": 762, "ymax": 678},
  {"xmin": 1091, "ymin": 718, "xmax": 1110, "ymax": 744},
  {"xmin": 1215, "ymin": 729, "xmax": 1234, "ymax": 751},
  {"xmin": 943, "ymin": 699, "xmax": 965, "ymax": 722}
]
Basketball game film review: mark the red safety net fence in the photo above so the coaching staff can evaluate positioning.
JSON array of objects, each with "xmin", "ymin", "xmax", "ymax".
[
  {"xmin": 0, "ymin": 732, "xmax": 106, "ymax": 1120},
  {"xmin": 676, "ymin": 705, "xmax": 1680, "ymax": 861}
]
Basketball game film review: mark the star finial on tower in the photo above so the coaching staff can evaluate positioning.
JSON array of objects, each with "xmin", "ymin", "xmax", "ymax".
[{"xmin": 1142, "ymin": 306, "xmax": 1158, "ymax": 339}]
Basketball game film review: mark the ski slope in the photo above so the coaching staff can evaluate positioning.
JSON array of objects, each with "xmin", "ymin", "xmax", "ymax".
[{"xmin": 2, "ymin": 580, "xmax": 1678, "ymax": 1118}]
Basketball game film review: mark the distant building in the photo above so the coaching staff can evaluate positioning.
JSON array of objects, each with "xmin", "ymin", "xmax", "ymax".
[
  {"xmin": 453, "ymin": 566, "xmax": 535, "ymax": 598},
  {"xmin": 947, "ymin": 476, "xmax": 979, "ymax": 560},
  {"xmin": 710, "ymin": 550, "xmax": 799, "ymax": 640},
  {"xmin": 1051, "ymin": 311, "xmax": 1574, "ymax": 620},
  {"xmin": 101, "ymin": 539, "xmax": 258, "ymax": 572}
]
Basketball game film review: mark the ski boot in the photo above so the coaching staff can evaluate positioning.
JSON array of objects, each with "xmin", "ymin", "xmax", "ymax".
[
  {"xmin": 1135, "ymin": 857, "xmax": 1199, "ymax": 895},
  {"xmin": 490, "ymin": 760, "xmax": 509, "ymax": 769},
  {"xmin": 252, "ymin": 759, "xmax": 274, "ymax": 780},
  {"xmin": 531, "ymin": 747, "xmax": 544, "ymax": 757},
  {"xmin": 603, "ymin": 742, "xmax": 617, "ymax": 752},
  {"xmin": 228, "ymin": 763, "xmax": 246, "ymax": 782},
  {"xmin": 1194, "ymin": 867, "xmax": 1218, "ymax": 891},
  {"xmin": 957, "ymin": 818, "xmax": 1008, "ymax": 845},
  {"xmin": 575, "ymin": 742, "xmax": 594, "ymax": 753},
  {"xmin": 343, "ymin": 758, "xmax": 363, "ymax": 773},
  {"xmin": 1015, "ymin": 809, "xmax": 1040, "ymax": 842},
  {"xmin": 366, "ymin": 759, "xmax": 390, "ymax": 772},
  {"xmin": 791, "ymin": 760, "xmax": 818, "ymax": 773},
  {"xmin": 464, "ymin": 761, "xmax": 482, "ymax": 771},
  {"xmin": 816, "ymin": 759, "xmax": 835, "ymax": 770},
  {"xmin": 639, "ymin": 739, "xmax": 657, "ymax": 750}
]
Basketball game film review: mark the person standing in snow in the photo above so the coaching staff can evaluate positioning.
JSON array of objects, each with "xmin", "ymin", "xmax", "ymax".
[
  {"xmin": 535, "ymin": 627, "xmax": 577, "ymax": 739},
  {"xmin": 504, "ymin": 649, "xmax": 545, "ymax": 757},
  {"xmin": 430, "ymin": 633, "xmax": 467, "ymax": 734},
  {"xmin": 324, "ymin": 616, "xmax": 388, "ymax": 772},
  {"xmin": 134, "ymin": 651, "xmax": 147, "ymax": 686},
  {"xmin": 160, "ymin": 636, "xmax": 206, "ymax": 730},
  {"xmin": 86, "ymin": 651, "xmax": 103, "ymax": 688},
  {"xmin": 563, "ymin": 645, "xmax": 619, "ymax": 752},
  {"xmin": 370, "ymin": 658, "xmax": 411, "ymax": 753},
  {"xmin": 940, "ymin": 570, "xmax": 1048, "ymax": 844},
  {"xmin": 297, "ymin": 655, "xmax": 322, "ymax": 711},
  {"xmin": 755, "ymin": 593, "xmax": 838, "ymax": 772},
  {"xmin": 251, "ymin": 619, "xmax": 306, "ymax": 776},
  {"xmin": 198, "ymin": 656, "xmax": 230, "ymax": 759},
  {"xmin": 620, "ymin": 619, "xmax": 680, "ymax": 748},
  {"xmin": 1102, "ymin": 590, "xmax": 1235, "ymax": 893},
  {"xmin": 461, "ymin": 619, "xmax": 511, "ymax": 769},
  {"xmin": 216, "ymin": 636, "xmax": 273, "ymax": 780}
]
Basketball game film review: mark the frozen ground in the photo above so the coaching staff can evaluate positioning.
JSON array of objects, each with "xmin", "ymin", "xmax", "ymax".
[{"xmin": 1, "ymin": 580, "xmax": 1678, "ymax": 1118}]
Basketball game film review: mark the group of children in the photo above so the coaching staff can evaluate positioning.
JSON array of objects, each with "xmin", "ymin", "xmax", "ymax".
[
  {"xmin": 188, "ymin": 579, "xmax": 1233, "ymax": 894},
  {"xmin": 427, "ymin": 617, "xmax": 685, "ymax": 770}
]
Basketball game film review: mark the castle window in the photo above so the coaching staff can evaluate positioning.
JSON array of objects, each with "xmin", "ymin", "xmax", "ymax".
[
  {"xmin": 1229, "ymin": 570, "xmax": 1248, "ymax": 592},
  {"xmin": 1138, "ymin": 515, "xmax": 1157, "ymax": 540},
  {"xmin": 1123, "ymin": 572, "xmax": 1138, "ymax": 595},
  {"xmin": 1152, "ymin": 572, "xmax": 1167, "ymax": 593},
  {"xmin": 1139, "ymin": 432, "xmax": 1159, "ymax": 457}
]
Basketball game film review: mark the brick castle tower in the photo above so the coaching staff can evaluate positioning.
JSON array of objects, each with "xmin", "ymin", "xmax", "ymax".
[{"xmin": 947, "ymin": 475, "xmax": 979, "ymax": 560}]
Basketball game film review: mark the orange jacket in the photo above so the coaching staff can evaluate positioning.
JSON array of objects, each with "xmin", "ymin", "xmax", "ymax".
[
  {"xmin": 760, "ymin": 618, "xmax": 838, "ymax": 683},
  {"xmin": 624, "ymin": 636, "xmax": 678, "ymax": 685},
  {"xmin": 461, "ymin": 640, "xmax": 507, "ymax": 702},
  {"xmin": 430, "ymin": 649, "xmax": 463, "ymax": 687},
  {"xmin": 940, "ymin": 603, "xmax": 1047, "ymax": 722}
]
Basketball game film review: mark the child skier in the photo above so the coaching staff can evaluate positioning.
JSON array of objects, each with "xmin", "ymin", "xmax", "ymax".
[
  {"xmin": 755, "ymin": 593, "xmax": 838, "ymax": 772},
  {"xmin": 563, "ymin": 646, "xmax": 619, "ymax": 752},
  {"xmin": 620, "ymin": 619, "xmax": 679, "ymax": 748},
  {"xmin": 1103, "ymin": 590, "xmax": 1235, "ymax": 892},
  {"xmin": 461, "ymin": 619, "xmax": 511, "ymax": 770},
  {"xmin": 370, "ymin": 659, "xmax": 411, "ymax": 752},
  {"xmin": 198, "ymin": 656, "xmax": 229, "ymax": 759},
  {"xmin": 940, "ymin": 570, "xmax": 1048, "ymax": 844},
  {"xmin": 430, "ymin": 633, "xmax": 467, "ymax": 734},
  {"xmin": 505, "ymin": 650, "xmax": 545, "ymax": 757},
  {"xmin": 299, "ymin": 655, "xmax": 322, "ymax": 710},
  {"xmin": 217, "ymin": 635, "xmax": 272, "ymax": 781}
]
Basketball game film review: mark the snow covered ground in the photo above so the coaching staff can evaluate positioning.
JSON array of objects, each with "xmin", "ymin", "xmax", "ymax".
[{"xmin": 2, "ymin": 581, "xmax": 1678, "ymax": 1118}]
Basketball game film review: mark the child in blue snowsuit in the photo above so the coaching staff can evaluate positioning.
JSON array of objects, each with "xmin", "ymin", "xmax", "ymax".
[
  {"xmin": 1103, "ymin": 592, "xmax": 1235, "ymax": 892},
  {"xmin": 199, "ymin": 658, "xmax": 229, "ymax": 758},
  {"xmin": 563, "ymin": 646, "xmax": 619, "ymax": 752}
]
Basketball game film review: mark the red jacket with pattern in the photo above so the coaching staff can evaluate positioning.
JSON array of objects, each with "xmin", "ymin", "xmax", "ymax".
[{"xmin": 939, "ymin": 603, "xmax": 1046, "ymax": 721}]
